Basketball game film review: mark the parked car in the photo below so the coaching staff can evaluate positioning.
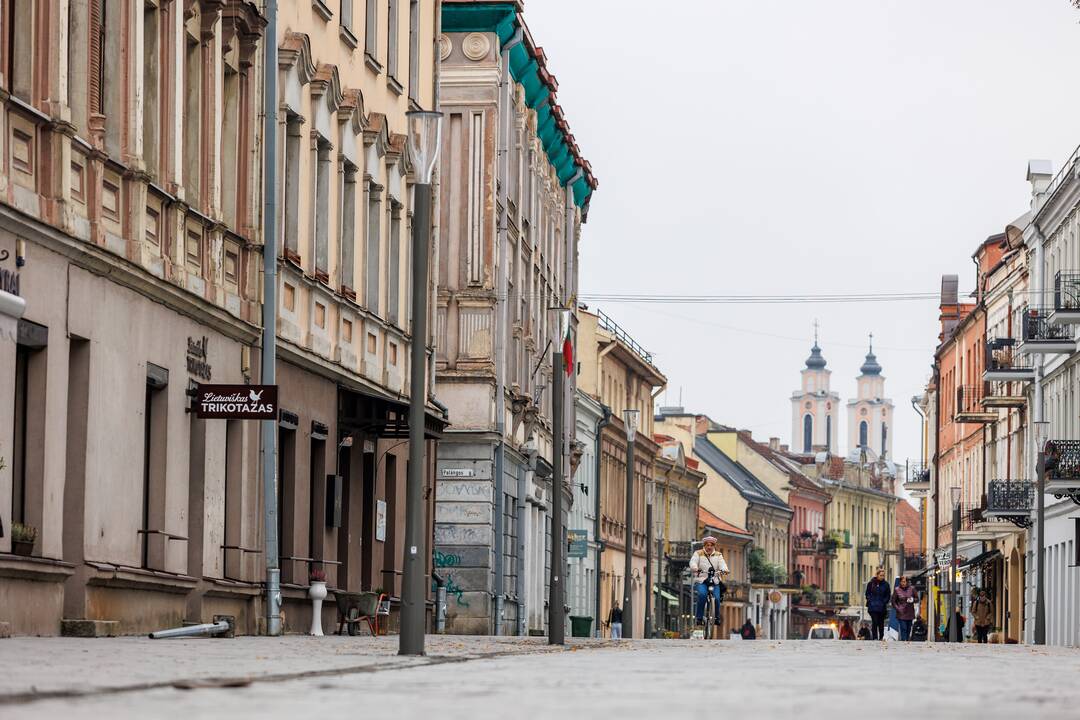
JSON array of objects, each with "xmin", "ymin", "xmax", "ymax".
[{"xmin": 807, "ymin": 623, "xmax": 839, "ymax": 640}]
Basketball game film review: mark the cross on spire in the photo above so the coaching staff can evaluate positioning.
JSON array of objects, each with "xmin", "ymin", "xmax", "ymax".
[
  {"xmin": 869, "ymin": 332, "xmax": 873, "ymax": 353},
  {"xmin": 813, "ymin": 319, "xmax": 819, "ymax": 345}
]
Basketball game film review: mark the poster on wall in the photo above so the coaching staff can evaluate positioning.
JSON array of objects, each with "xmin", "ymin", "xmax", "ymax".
[{"xmin": 375, "ymin": 500, "xmax": 387, "ymax": 542}]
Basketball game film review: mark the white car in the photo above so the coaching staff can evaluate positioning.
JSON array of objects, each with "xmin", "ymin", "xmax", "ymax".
[{"xmin": 807, "ymin": 623, "xmax": 839, "ymax": 640}]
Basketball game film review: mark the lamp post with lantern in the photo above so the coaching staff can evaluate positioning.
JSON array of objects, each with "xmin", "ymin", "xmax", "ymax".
[
  {"xmin": 399, "ymin": 110, "xmax": 442, "ymax": 657},
  {"xmin": 1034, "ymin": 420, "xmax": 1050, "ymax": 645},
  {"xmin": 623, "ymin": 408, "xmax": 640, "ymax": 638},
  {"xmin": 949, "ymin": 486, "xmax": 960, "ymax": 642}
]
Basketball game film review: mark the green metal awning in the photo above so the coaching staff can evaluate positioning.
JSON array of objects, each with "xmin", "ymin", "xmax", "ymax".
[{"xmin": 655, "ymin": 586, "xmax": 679, "ymax": 605}]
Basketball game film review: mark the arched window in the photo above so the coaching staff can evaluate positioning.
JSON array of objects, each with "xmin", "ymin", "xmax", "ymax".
[
  {"xmin": 859, "ymin": 421, "xmax": 868, "ymax": 448},
  {"xmin": 826, "ymin": 415, "xmax": 832, "ymax": 449},
  {"xmin": 803, "ymin": 414, "xmax": 813, "ymax": 452},
  {"xmin": 881, "ymin": 423, "xmax": 888, "ymax": 458}
]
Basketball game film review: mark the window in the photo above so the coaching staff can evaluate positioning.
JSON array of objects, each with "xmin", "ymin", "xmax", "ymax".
[
  {"xmin": 221, "ymin": 60, "xmax": 240, "ymax": 225},
  {"xmin": 340, "ymin": 163, "xmax": 358, "ymax": 292},
  {"xmin": 145, "ymin": 207, "xmax": 160, "ymax": 246},
  {"xmin": 881, "ymin": 423, "xmax": 888, "ymax": 459},
  {"xmin": 283, "ymin": 114, "xmax": 303, "ymax": 260},
  {"xmin": 224, "ymin": 242, "xmax": 239, "ymax": 289},
  {"xmin": 308, "ymin": 436, "xmax": 326, "ymax": 564},
  {"xmin": 277, "ymin": 424, "xmax": 297, "ymax": 581},
  {"xmin": 7, "ymin": 0, "xmax": 34, "ymax": 101},
  {"xmin": 314, "ymin": 302, "xmax": 326, "ymax": 328},
  {"xmin": 859, "ymin": 421, "xmax": 868, "ymax": 448},
  {"xmin": 183, "ymin": 21, "xmax": 202, "ymax": 204},
  {"xmin": 408, "ymin": 0, "xmax": 419, "ymax": 101},
  {"xmin": 283, "ymin": 283, "xmax": 296, "ymax": 312},
  {"xmin": 365, "ymin": 182, "xmax": 383, "ymax": 312},
  {"xmin": 342, "ymin": 318, "xmax": 353, "ymax": 343},
  {"xmin": 341, "ymin": 0, "xmax": 354, "ymax": 30},
  {"xmin": 826, "ymin": 415, "xmax": 832, "ymax": 449},
  {"xmin": 186, "ymin": 230, "xmax": 203, "ymax": 272},
  {"xmin": 387, "ymin": 0, "xmax": 399, "ymax": 81},
  {"xmin": 68, "ymin": 0, "xmax": 89, "ymax": 132},
  {"xmin": 364, "ymin": 0, "xmax": 377, "ymax": 59},
  {"xmin": 141, "ymin": 364, "xmax": 169, "ymax": 570},
  {"xmin": 387, "ymin": 200, "xmax": 401, "ymax": 324},
  {"xmin": 143, "ymin": 2, "xmax": 161, "ymax": 178},
  {"xmin": 803, "ymin": 415, "xmax": 812, "ymax": 452},
  {"xmin": 314, "ymin": 137, "xmax": 332, "ymax": 280}
]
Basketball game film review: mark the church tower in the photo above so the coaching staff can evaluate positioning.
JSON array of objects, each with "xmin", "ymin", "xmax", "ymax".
[
  {"xmin": 846, "ymin": 334, "xmax": 894, "ymax": 460},
  {"xmin": 791, "ymin": 326, "xmax": 840, "ymax": 454}
]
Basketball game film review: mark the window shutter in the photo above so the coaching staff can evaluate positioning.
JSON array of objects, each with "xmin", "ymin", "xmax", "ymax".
[{"xmin": 89, "ymin": 0, "xmax": 105, "ymax": 114}]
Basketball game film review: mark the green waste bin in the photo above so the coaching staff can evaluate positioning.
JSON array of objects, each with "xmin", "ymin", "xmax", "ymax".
[{"xmin": 569, "ymin": 615, "xmax": 593, "ymax": 638}]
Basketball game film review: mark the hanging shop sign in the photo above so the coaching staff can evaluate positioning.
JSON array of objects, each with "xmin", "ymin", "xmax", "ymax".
[
  {"xmin": 567, "ymin": 529, "xmax": 589, "ymax": 558},
  {"xmin": 194, "ymin": 384, "xmax": 278, "ymax": 419}
]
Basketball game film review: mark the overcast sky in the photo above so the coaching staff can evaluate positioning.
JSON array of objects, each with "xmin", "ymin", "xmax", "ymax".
[{"xmin": 525, "ymin": 0, "xmax": 1080, "ymax": 469}]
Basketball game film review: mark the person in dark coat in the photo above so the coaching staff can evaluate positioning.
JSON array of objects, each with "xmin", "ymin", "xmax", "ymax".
[
  {"xmin": 839, "ymin": 619, "xmax": 856, "ymax": 640},
  {"xmin": 857, "ymin": 622, "xmax": 872, "ymax": 640},
  {"xmin": 945, "ymin": 610, "xmax": 966, "ymax": 642},
  {"xmin": 740, "ymin": 619, "xmax": 756, "ymax": 640},
  {"xmin": 864, "ymin": 567, "xmax": 891, "ymax": 640},
  {"xmin": 891, "ymin": 576, "xmax": 919, "ymax": 641}
]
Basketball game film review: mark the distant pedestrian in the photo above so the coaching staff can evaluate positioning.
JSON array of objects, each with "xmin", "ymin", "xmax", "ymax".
[
  {"xmin": 839, "ymin": 619, "xmax": 856, "ymax": 640},
  {"xmin": 857, "ymin": 622, "xmax": 872, "ymax": 640},
  {"xmin": 972, "ymin": 590, "xmax": 993, "ymax": 644},
  {"xmin": 911, "ymin": 616, "xmax": 928, "ymax": 642},
  {"xmin": 608, "ymin": 604, "xmax": 623, "ymax": 639},
  {"xmin": 740, "ymin": 619, "xmax": 756, "ymax": 640},
  {"xmin": 891, "ymin": 576, "xmax": 919, "ymax": 641},
  {"xmin": 865, "ymin": 567, "xmax": 891, "ymax": 640}
]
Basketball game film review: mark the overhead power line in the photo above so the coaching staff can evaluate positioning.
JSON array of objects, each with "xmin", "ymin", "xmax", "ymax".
[{"xmin": 576, "ymin": 291, "xmax": 943, "ymax": 304}]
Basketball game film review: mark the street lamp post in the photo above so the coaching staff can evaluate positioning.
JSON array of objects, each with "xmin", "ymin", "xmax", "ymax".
[
  {"xmin": 1034, "ymin": 420, "xmax": 1049, "ymax": 645},
  {"xmin": 400, "ymin": 110, "xmax": 442, "ymax": 657},
  {"xmin": 949, "ymin": 486, "xmax": 960, "ymax": 642},
  {"xmin": 623, "ymin": 408, "xmax": 640, "ymax": 639},
  {"xmin": 548, "ymin": 314, "xmax": 569, "ymax": 646},
  {"xmin": 644, "ymin": 479, "xmax": 654, "ymax": 638}
]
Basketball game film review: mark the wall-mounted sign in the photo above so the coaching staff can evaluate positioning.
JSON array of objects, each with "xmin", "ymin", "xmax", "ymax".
[
  {"xmin": 375, "ymin": 500, "xmax": 387, "ymax": 542},
  {"xmin": 194, "ymin": 384, "xmax": 278, "ymax": 419},
  {"xmin": 441, "ymin": 468, "xmax": 476, "ymax": 478},
  {"xmin": 567, "ymin": 529, "xmax": 589, "ymax": 558},
  {"xmin": 186, "ymin": 336, "xmax": 212, "ymax": 381}
]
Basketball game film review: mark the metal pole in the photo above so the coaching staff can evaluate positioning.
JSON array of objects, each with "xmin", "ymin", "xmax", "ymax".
[
  {"xmin": 549, "ymin": 350, "xmax": 565, "ymax": 645},
  {"xmin": 644, "ymin": 495, "xmax": 653, "ymax": 638},
  {"xmin": 949, "ymin": 502, "xmax": 958, "ymax": 642},
  {"xmin": 624, "ymin": 435, "xmax": 635, "ymax": 638},
  {"xmin": 593, "ymin": 407, "xmax": 609, "ymax": 636},
  {"xmin": 400, "ymin": 181, "xmax": 432, "ymax": 656},
  {"xmin": 1035, "ymin": 442, "xmax": 1046, "ymax": 645},
  {"xmin": 260, "ymin": 0, "xmax": 281, "ymax": 638}
]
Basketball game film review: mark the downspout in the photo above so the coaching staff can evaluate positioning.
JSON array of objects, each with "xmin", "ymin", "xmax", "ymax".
[
  {"xmin": 911, "ymin": 395, "xmax": 926, "ymax": 555},
  {"xmin": 517, "ymin": 441, "xmax": 535, "ymax": 636},
  {"xmin": 593, "ymin": 404, "xmax": 611, "ymax": 636},
  {"xmin": 492, "ymin": 25, "xmax": 524, "ymax": 637}
]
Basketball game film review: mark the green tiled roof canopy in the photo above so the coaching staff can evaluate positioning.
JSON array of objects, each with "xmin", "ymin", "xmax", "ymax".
[{"xmin": 442, "ymin": 2, "xmax": 596, "ymax": 209}]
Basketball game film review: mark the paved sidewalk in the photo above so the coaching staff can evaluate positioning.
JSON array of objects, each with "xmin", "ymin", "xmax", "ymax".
[{"xmin": 0, "ymin": 634, "xmax": 607, "ymax": 701}]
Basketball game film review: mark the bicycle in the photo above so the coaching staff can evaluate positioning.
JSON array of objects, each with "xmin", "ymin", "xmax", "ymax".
[{"xmin": 699, "ymin": 567, "xmax": 725, "ymax": 639}]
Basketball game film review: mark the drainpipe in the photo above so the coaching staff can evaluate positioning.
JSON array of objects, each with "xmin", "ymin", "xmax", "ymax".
[
  {"xmin": 492, "ymin": 26, "xmax": 524, "ymax": 637},
  {"xmin": 517, "ymin": 440, "xmax": 536, "ymax": 636},
  {"xmin": 593, "ymin": 404, "xmax": 611, "ymax": 635},
  {"xmin": 911, "ymin": 395, "xmax": 927, "ymax": 557}
]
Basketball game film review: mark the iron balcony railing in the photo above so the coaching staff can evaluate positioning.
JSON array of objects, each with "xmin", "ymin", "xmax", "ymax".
[
  {"xmin": 596, "ymin": 308, "xmax": 655, "ymax": 367},
  {"xmin": 1055, "ymin": 271, "xmax": 1080, "ymax": 312},
  {"xmin": 858, "ymin": 532, "xmax": 881, "ymax": 551},
  {"xmin": 904, "ymin": 461, "xmax": 930, "ymax": 484},
  {"xmin": 1045, "ymin": 440, "xmax": 1080, "ymax": 480},
  {"xmin": 986, "ymin": 480, "xmax": 1035, "ymax": 514},
  {"xmin": 666, "ymin": 541, "xmax": 693, "ymax": 562},
  {"xmin": 821, "ymin": 591, "xmax": 849, "ymax": 607},
  {"xmin": 902, "ymin": 552, "xmax": 926, "ymax": 571},
  {"xmin": 1022, "ymin": 308, "xmax": 1074, "ymax": 344},
  {"xmin": 956, "ymin": 386, "xmax": 987, "ymax": 417},
  {"xmin": 985, "ymin": 337, "xmax": 1032, "ymax": 373},
  {"xmin": 1045, "ymin": 143, "xmax": 1080, "ymax": 204}
]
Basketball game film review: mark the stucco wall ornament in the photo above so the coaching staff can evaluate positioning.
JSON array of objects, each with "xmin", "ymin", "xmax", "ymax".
[
  {"xmin": 462, "ymin": 33, "xmax": 491, "ymax": 61},
  {"xmin": 439, "ymin": 34, "xmax": 452, "ymax": 61}
]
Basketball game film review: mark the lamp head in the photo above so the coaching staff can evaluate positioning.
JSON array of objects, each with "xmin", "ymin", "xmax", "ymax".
[
  {"xmin": 406, "ymin": 110, "xmax": 443, "ymax": 184},
  {"xmin": 623, "ymin": 408, "xmax": 641, "ymax": 443}
]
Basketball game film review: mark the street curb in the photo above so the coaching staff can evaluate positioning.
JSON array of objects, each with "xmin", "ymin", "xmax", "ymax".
[{"xmin": 0, "ymin": 639, "xmax": 620, "ymax": 706}]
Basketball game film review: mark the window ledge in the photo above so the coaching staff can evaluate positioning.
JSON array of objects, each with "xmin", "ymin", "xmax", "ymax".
[
  {"xmin": 387, "ymin": 76, "xmax": 405, "ymax": 97},
  {"xmin": 365, "ymin": 53, "xmax": 384, "ymax": 75},
  {"xmin": 84, "ymin": 562, "xmax": 198, "ymax": 594},
  {"xmin": 0, "ymin": 554, "xmax": 76, "ymax": 583},
  {"xmin": 312, "ymin": 0, "xmax": 333, "ymax": 21},
  {"xmin": 340, "ymin": 25, "xmax": 359, "ymax": 50}
]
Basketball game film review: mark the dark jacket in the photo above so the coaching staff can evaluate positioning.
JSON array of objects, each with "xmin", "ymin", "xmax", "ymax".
[
  {"xmin": 891, "ymin": 585, "xmax": 918, "ymax": 621},
  {"xmin": 865, "ymin": 578, "xmax": 891, "ymax": 613},
  {"xmin": 609, "ymin": 607, "xmax": 623, "ymax": 624},
  {"xmin": 740, "ymin": 621, "xmax": 756, "ymax": 639}
]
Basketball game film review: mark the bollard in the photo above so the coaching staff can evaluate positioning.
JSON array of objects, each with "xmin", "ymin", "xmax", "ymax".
[
  {"xmin": 432, "ymin": 572, "xmax": 447, "ymax": 634},
  {"xmin": 149, "ymin": 615, "xmax": 234, "ymax": 639}
]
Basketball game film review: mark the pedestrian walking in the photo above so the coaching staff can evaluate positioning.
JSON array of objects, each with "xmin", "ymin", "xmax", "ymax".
[
  {"xmin": 608, "ymin": 604, "xmax": 623, "ymax": 639},
  {"xmin": 739, "ymin": 619, "xmax": 756, "ymax": 640},
  {"xmin": 891, "ymin": 576, "xmax": 919, "ymax": 641},
  {"xmin": 857, "ymin": 622, "xmax": 872, "ymax": 640},
  {"xmin": 972, "ymin": 590, "xmax": 993, "ymax": 644},
  {"xmin": 865, "ymin": 567, "xmax": 891, "ymax": 640},
  {"xmin": 839, "ymin": 619, "xmax": 856, "ymax": 640}
]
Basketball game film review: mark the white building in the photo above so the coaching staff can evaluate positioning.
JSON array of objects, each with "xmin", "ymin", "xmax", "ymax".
[
  {"xmin": 790, "ymin": 337, "xmax": 840, "ymax": 454},
  {"xmin": 568, "ymin": 391, "xmax": 604, "ymax": 634},
  {"xmin": 847, "ymin": 339, "xmax": 894, "ymax": 460}
]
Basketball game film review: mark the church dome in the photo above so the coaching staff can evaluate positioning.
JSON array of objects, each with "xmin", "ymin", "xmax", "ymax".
[
  {"xmin": 860, "ymin": 336, "xmax": 882, "ymax": 376},
  {"xmin": 805, "ymin": 342, "xmax": 827, "ymax": 370}
]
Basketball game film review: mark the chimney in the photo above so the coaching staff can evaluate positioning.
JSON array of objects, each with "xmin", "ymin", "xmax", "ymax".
[
  {"xmin": 780, "ymin": 444, "xmax": 789, "ymax": 453},
  {"xmin": 768, "ymin": 437, "xmax": 780, "ymax": 451},
  {"xmin": 1027, "ymin": 158, "xmax": 1054, "ymax": 204}
]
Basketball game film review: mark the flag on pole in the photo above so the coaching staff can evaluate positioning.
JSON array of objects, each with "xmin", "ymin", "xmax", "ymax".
[{"xmin": 560, "ymin": 308, "xmax": 574, "ymax": 377}]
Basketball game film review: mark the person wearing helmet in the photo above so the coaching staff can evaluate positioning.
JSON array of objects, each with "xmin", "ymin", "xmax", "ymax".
[{"xmin": 689, "ymin": 535, "xmax": 729, "ymax": 626}]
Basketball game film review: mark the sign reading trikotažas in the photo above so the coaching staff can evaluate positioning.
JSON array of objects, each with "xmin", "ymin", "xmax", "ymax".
[{"xmin": 194, "ymin": 384, "xmax": 278, "ymax": 420}]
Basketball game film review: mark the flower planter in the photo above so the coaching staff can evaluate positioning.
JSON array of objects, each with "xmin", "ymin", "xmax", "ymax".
[
  {"xmin": 308, "ymin": 581, "xmax": 328, "ymax": 636},
  {"xmin": 11, "ymin": 540, "xmax": 33, "ymax": 557}
]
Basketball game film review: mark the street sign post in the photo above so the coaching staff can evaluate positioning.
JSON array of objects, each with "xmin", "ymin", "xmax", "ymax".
[{"xmin": 567, "ymin": 529, "xmax": 588, "ymax": 558}]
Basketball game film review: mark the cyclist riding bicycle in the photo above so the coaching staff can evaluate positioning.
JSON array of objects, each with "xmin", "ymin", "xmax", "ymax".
[{"xmin": 689, "ymin": 535, "xmax": 729, "ymax": 626}]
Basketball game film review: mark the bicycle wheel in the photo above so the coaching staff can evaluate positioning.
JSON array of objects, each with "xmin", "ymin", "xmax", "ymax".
[{"xmin": 703, "ymin": 595, "xmax": 715, "ymax": 639}]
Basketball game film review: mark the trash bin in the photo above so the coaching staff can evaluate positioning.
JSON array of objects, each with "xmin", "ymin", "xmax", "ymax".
[{"xmin": 569, "ymin": 615, "xmax": 593, "ymax": 638}]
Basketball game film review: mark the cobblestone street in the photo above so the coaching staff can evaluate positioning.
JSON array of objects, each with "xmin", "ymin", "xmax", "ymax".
[{"xmin": 3, "ymin": 637, "xmax": 1080, "ymax": 719}]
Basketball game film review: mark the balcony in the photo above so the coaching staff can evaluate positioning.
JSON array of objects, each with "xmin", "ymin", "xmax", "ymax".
[
  {"xmin": 1051, "ymin": 271, "xmax": 1080, "ymax": 325},
  {"xmin": 903, "ymin": 461, "xmax": 930, "ymax": 495},
  {"xmin": 983, "ymin": 338, "xmax": 1035, "ymax": 382},
  {"xmin": 857, "ymin": 532, "xmax": 881, "ymax": 552},
  {"xmin": 821, "ymin": 591, "xmax": 849, "ymax": 607},
  {"xmin": 955, "ymin": 386, "xmax": 996, "ymax": 424},
  {"xmin": 1018, "ymin": 308, "xmax": 1075, "ymax": 354},
  {"xmin": 982, "ymin": 380, "xmax": 1027, "ymax": 409},
  {"xmin": 983, "ymin": 480, "xmax": 1034, "ymax": 528},
  {"xmin": 792, "ymin": 533, "xmax": 837, "ymax": 557},
  {"xmin": 1044, "ymin": 441, "xmax": 1080, "ymax": 503},
  {"xmin": 665, "ymin": 541, "xmax": 693, "ymax": 563},
  {"xmin": 902, "ymin": 552, "xmax": 926, "ymax": 571}
]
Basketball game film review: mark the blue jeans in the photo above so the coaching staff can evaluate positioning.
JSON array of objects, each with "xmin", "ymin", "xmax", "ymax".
[
  {"xmin": 695, "ymin": 583, "xmax": 722, "ymax": 622},
  {"xmin": 897, "ymin": 618, "xmax": 912, "ymax": 641}
]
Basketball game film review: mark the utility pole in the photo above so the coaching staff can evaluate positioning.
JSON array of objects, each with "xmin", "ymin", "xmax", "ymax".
[
  {"xmin": 260, "ymin": 0, "xmax": 281, "ymax": 638},
  {"xmin": 1035, "ymin": 422, "xmax": 1049, "ymax": 645},
  {"xmin": 622, "ymin": 409, "xmax": 639, "ymax": 638},
  {"xmin": 949, "ymin": 487, "xmax": 959, "ymax": 643},
  {"xmin": 549, "ymin": 344, "xmax": 566, "ymax": 645},
  {"xmin": 644, "ymin": 486, "xmax": 653, "ymax": 638},
  {"xmin": 400, "ymin": 111, "xmax": 442, "ymax": 657}
]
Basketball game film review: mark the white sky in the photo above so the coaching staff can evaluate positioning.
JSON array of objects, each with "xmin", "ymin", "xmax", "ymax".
[{"xmin": 525, "ymin": 0, "xmax": 1080, "ymax": 467}]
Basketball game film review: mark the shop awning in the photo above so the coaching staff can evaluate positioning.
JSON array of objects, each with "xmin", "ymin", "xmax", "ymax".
[
  {"xmin": 654, "ymin": 585, "xmax": 679, "ymax": 605},
  {"xmin": 958, "ymin": 548, "xmax": 1002, "ymax": 571}
]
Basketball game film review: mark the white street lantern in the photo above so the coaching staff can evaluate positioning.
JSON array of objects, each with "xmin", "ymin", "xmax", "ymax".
[
  {"xmin": 406, "ymin": 110, "xmax": 443, "ymax": 185},
  {"xmin": 623, "ymin": 408, "xmax": 640, "ymax": 443}
]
